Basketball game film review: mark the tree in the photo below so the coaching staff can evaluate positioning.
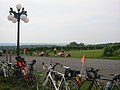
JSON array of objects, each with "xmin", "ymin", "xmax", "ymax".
[
  {"xmin": 103, "ymin": 43, "xmax": 120, "ymax": 56},
  {"xmin": 68, "ymin": 42, "xmax": 78, "ymax": 47},
  {"xmin": 79, "ymin": 42, "xmax": 84, "ymax": 47}
]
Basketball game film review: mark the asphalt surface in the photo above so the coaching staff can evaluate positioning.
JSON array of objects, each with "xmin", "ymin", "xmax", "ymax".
[{"xmin": 0, "ymin": 56, "xmax": 120, "ymax": 77}]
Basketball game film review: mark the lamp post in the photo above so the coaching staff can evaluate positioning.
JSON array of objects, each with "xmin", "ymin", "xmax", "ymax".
[{"xmin": 7, "ymin": 4, "xmax": 29, "ymax": 57}]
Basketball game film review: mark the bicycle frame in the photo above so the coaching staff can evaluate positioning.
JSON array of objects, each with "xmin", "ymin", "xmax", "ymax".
[
  {"xmin": 83, "ymin": 67, "xmax": 120, "ymax": 90},
  {"xmin": 23, "ymin": 65, "xmax": 35, "ymax": 80},
  {"xmin": 94, "ymin": 79, "xmax": 103, "ymax": 90},
  {"xmin": 23, "ymin": 68, "xmax": 29, "ymax": 80},
  {"xmin": 17, "ymin": 61, "xmax": 36, "ymax": 80},
  {"xmin": 100, "ymin": 77, "xmax": 120, "ymax": 90},
  {"xmin": 43, "ymin": 69, "xmax": 68, "ymax": 90},
  {"xmin": 81, "ymin": 67, "xmax": 104, "ymax": 90},
  {"xmin": 111, "ymin": 81, "xmax": 120, "ymax": 90},
  {"xmin": 88, "ymin": 75, "xmax": 120, "ymax": 90}
]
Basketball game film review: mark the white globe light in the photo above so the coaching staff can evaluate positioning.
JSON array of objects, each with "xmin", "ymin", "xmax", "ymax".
[
  {"xmin": 12, "ymin": 18, "xmax": 17, "ymax": 23},
  {"xmin": 24, "ymin": 18, "xmax": 29, "ymax": 23},
  {"xmin": 7, "ymin": 15, "xmax": 14, "ymax": 21},
  {"xmin": 20, "ymin": 15, "xmax": 27, "ymax": 21},
  {"xmin": 16, "ymin": 4, "xmax": 22, "ymax": 10}
]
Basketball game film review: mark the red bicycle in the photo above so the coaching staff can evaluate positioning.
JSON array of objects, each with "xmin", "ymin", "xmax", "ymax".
[{"xmin": 11, "ymin": 56, "xmax": 39, "ymax": 88}]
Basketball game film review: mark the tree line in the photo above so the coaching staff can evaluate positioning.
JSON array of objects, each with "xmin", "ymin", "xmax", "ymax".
[{"xmin": 0, "ymin": 42, "xmax": 120, "ymax": 57}]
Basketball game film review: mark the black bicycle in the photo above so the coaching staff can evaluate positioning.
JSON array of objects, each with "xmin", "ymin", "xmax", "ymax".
[
  {"xmin": 79, "ymin": 67, "xmax": 103, "ymax": 90},
  {"xmin": 79, "ymin": 67, "xmax": 120, "ymax": 90},
  {"xmin": 101, "ymin": 74, "xmax": 120, "ymax": 90},
  {"xmin": 11, "ymin": 59, "xmax": 39, "ymax": 88}
]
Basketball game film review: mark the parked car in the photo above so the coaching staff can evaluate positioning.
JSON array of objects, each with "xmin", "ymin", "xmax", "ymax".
[{"xmin": 0, "ymin": 50, "xmax": 3, "ymax": 56}]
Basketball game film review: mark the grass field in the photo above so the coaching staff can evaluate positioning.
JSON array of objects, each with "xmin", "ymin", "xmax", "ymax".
[
  {"xmin": 65, "ymin": 49, "xmax": 104, "ymax": 58},
  {"xmin": 49, "ymin": 49, "xmax": 104, "ymax": 59},
  {"xmin": 49, "ymin": 49, "xmax": 120, "ymax": 60}
]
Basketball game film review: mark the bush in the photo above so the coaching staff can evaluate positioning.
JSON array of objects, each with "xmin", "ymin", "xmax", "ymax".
[{"xmin": 103, "ymin": 43, "xmax": 120, "ymax": 57}]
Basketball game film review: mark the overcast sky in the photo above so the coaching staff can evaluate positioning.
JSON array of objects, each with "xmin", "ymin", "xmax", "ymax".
[{"xmin": 0, "ymin": 0, "xmax": 120, "ymax": 44}]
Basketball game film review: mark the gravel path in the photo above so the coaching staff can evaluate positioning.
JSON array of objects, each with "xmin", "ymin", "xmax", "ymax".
[{"xmin": 0, "ymin": 56, "xmax": 120, "ymax": 77}]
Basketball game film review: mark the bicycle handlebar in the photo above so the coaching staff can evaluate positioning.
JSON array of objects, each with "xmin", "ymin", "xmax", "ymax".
[
  {"xmin": 28, "ymin": 60, "xmax": 36, "ymax": 67},
  {"xmin": 42, "ymin": 61, "xmax": 70, "ymax": 70},
  {"xmin": 109, "ymin": 74, "xmax": 120, "ymax": 81},
  {"xmin": 42, "ymin": 62, "xmax": 45, "ymax": 69}
]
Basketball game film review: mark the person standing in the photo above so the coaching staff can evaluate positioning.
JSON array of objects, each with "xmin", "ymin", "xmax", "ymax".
[{"xmin": 53, "ymin": 48, "xmax": 57, "ymax": 55}]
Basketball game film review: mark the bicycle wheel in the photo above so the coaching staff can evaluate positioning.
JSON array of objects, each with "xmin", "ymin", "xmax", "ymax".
[
  {"xmin": 60, "ymin": 78, "xmax": 79, "ymax": 90},
  {"xmin": 42, "ymin": 77, "xmax": 52, "ymax": 90},
  {"xmin": 79, "ymin": 80, "xmax": 97, "ymax": 90},
  {"xmin": 26, "ymin": 70, "xmax": 39, "ymax": 88}
]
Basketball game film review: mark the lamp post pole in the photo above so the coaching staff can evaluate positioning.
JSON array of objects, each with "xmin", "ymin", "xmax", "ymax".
[
  {"xmin": 17, "ymin": 13, "xmax": 20, "ymax": 57},
  {"xmin": 7, "ymin": 4, "xmax": 29, "ymax": 57}
]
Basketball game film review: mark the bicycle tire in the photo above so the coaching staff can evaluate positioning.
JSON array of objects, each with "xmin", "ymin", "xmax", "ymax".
[
  {"xmin": 26, "ymin": 70, "xmax": 39, "ymax": 88},
  {"xmin": 42, "ymin": 77, "xmax": 52, "ymax": 90},
  {"xmin": 79, "ymin": 80, "xmax": 97, "ymax": 90},
  {"xmin": 60, "ymin": 78, "xmax": 79, "ymax": 90}
]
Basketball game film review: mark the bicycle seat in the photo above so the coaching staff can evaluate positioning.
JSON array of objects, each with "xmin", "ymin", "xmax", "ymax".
[{"xmin": 29, "ymin": 60, "xmax": 36, "ymax": 66}]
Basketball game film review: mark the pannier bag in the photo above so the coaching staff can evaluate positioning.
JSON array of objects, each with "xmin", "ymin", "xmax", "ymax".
[{"xmin": 65, "ymin": 69, "xmax": 80, "ymax": 78}]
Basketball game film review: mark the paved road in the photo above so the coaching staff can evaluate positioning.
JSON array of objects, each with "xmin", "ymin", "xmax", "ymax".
[{"xmin": 0, "ymin": 56, "xmax": 120, "ymax": 77}]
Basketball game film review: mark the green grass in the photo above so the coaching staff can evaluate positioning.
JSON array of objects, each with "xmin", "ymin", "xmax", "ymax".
[
  {"xmin": 49, "ymin": 49, "xmax": 104, "ymax": 59},
  {"xmin": 16, "ymin": 48, "xmax": 120, "ymax": 60},
  {"xmin": 65, "ymin": 49, "xmax": 104, "ymax": 58},
  {"xmin": 13, "ymin": 49, "xmax": 120, "ymax": 60},
  {"xmin": 0, "ymin": 76, "xmax": 34, "ymax": 90},
  {"xmin": 48, "ymin": 49, "xmax": 120, "ymax": 60},
  {"xmin": 0, "ymin": 71, "xmax": 45, "ymax": 90}
]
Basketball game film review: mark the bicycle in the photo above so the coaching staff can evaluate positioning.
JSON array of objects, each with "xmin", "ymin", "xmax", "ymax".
[
  {"xmin": 79, "ymin": 67, "xmax": 103, "ymax": 90},
  {"xmin": 42, "ymin": 60, "xmax": 79, "ymax": 90},
  {"xmin": 101, "ymin": 74, "xmax": 120, "ymax": 90},
  {"xmin": 11, "ymin": 57, "xmax": 39, "ymax": 88},
  {"xmin": 0, "ymin": 60, "xmax": 13, "ymax": 78},
  {"xmin": 0, "ymin": 60, "xmax": 14, "ymax": 89},
  {"xmin": 79, "ymin": 67, "xmax": 120, "ymax": 90}
]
